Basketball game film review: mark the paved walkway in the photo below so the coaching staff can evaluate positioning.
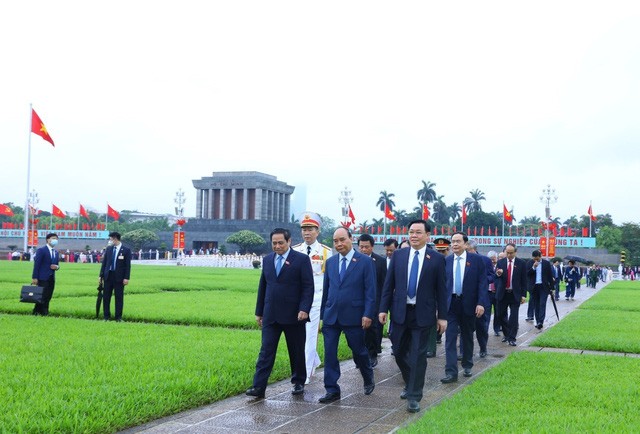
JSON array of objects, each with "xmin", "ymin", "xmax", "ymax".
[{"xmin": 124, "ymin": 281, "xmax": 609, "ymax": 434}]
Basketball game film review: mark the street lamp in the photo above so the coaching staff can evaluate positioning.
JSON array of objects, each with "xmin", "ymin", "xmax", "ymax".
[
  {"xmin": 338, "ymin": 186, "xmax": 353, "ymax": 226},
  {"xmin": 174, "ymin": 189, "xmax": 186, "ymax": 256},
  {"xmin": 539, "ymin": 184, "xmax": 558, "ymax": 258},
  {"xmin": 28, "ymin": 190, "xmax": 39, "ymax": 249}
]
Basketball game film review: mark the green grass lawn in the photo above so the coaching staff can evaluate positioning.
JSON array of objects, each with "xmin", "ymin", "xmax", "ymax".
[
  {"xmin": 0, "ymin": 261, "xmax": 351, "ymax": 433},
  {"xmin": 402, "ymin": 351, "xmax": 640, "ymax": 433}
]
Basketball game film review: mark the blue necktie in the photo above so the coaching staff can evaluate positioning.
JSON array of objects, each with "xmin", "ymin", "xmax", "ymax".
[
  {"xmin": 112, "ymin": 247, "xmax": 118, "ymax": 271},
  {"xmin": 455, "ymin": 256, "xmax": 462, "ymax": 295},
  {"xmin": 339, "ymin": 257, "xmax": 347, "ymax": 282},
  {"xmin": 407, "ymin": 251, "xmax": 419, "ymax": 299},
  {"xmin": 276, "ymin": 255, "xmax": 283, "ymax": 276}
]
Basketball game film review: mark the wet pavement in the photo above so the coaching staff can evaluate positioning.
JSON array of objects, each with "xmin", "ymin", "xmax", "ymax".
[{"xmin": 124, "ymin": 281, "xmax": 606, "ymax": 434}]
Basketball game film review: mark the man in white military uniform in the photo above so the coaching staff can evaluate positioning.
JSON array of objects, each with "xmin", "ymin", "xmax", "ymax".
[{"xmin": 292, "ymin": 212, "xmax": 332, "ymax": 384}]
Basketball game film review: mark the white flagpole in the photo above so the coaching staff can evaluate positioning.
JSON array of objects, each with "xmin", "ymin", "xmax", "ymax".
[
  {"xmin": 23, "ymin": 104, "xmax": 33, "ymax": 252},
  {"xmin": 383, "ymin": 199, "xmax": 387, "ymax": 237}
]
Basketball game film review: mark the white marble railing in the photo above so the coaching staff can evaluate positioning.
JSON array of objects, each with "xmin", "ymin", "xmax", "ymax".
[{"xmin": 178, "ymin": 254, "xmax": 262, "ymax": 268}]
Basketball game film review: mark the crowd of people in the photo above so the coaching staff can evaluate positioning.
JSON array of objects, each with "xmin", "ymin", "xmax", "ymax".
[{"xmin": 246, "ymin": 213, "xmax": 611, "ymax": 414}]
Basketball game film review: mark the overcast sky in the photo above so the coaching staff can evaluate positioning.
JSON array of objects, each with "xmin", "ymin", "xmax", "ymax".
[{"xmin": 1, "ymin": 1, "xmax": 639, "ymax": 226}]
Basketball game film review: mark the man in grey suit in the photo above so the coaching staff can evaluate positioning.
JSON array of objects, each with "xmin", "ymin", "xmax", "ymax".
[{"xmin": 379, "ymin": 220, "xmax": 448, "ymax": 413}]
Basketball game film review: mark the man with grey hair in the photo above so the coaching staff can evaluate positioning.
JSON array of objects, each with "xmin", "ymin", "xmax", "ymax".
[{"xmin": 466, "ymin": 239, "xmax": 494, "ymax": 358}]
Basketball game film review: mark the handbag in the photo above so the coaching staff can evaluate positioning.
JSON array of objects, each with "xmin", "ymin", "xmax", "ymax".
[{"xmin": 20, "ymin": 285, "xmax": 45, "ymax": 303}]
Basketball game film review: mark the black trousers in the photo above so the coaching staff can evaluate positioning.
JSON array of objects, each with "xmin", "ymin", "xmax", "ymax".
[
  {"xmin": 33, "ymin": 276, "xmax": 55, "ymax": 315},
  {"xmin": 497, "ymin": 291, "xmax": 521, "ymax": 341},
  {"xmin": 253, "ymin": 321, "xmax": 306, "ymax": 390},
  {"xmin": 103, "ymin": 275, "xmax": 125, "ymax": 320}
]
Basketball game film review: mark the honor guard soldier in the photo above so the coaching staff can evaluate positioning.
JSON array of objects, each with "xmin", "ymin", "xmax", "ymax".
[
  {"xmin": 292, "ymin": 212, "xmax": 332, "ymax": 383},
  {"xmin": 433, "ymin": 237, "xmax": 451, "ymax": 256}
]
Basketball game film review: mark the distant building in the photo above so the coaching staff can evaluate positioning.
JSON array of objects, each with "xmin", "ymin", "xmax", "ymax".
[{"xmin": 184, "ymin": 171, "xmax": 298, "ymax": 253}]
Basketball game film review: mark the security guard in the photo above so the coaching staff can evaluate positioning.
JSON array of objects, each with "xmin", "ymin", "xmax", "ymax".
[{"xmin": 292, "ymin": 212, "xmax": 332, "ymax": 383}]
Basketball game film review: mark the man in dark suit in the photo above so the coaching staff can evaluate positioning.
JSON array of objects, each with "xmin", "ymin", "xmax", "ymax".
[
  {"xmin": 552, "ymin": 259, "xmax": 562, "ymax": 301},
  {"xmin": 319, "ymin": 227, "xmax": 376, "ymax": 404},
  {"xmin": 246, "ymin": 228, "xmax": 314, "ymax": 398},
  {"xmin": 564, "ymin": 260, "xmax": 579, "ymax": 300},
  {"xmin": 494, "ymin": 243, "xmax": 528, "ymax": 346},
  {"xmin": 379, "ymin": 220, "xmax": 448, "ymax": 413},
  {"xmin": 31, "ymin": 233, "xmax": 61, "ymax": 315},
  {"xmin": 357, "ymin": 233, "xmax": 387, "ymax": 367},
  {"xmin": 441, "ymin": 232, "xmax": 489, "ymax": 383},
  {"xmin": 526, "ymin": 250, "xmax": 554, "ymax": 329},
  {"xmin": 466, "ymin": 240, "xmax": 494, "ymax": 358},
  {"xmin": 99, "ymin": 232, "xmax": 132, "ymax": 321}
]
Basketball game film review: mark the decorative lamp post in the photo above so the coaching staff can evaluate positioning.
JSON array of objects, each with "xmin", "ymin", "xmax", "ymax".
[
  {"xmin": 539, "ymin": 184, "xmax": 558, "ymax": 259},
  {"xmin": 174, "ymin": 188, "xmax": 186, "ymax": 256},
  {"xmin": 28, "ymin": 190, "xmax": 39, "ymax": 249},
  {"xmin": 338, "ymin": 186, "xmax": 353, "ymax": 227}
]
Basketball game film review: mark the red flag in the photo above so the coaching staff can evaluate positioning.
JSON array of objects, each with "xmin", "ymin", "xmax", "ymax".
[
  {"xmin": 0, "ymin": 204, "xmax": 14, "ymax": 217},
  {"xmin": 384, "ymin": 203, "xmax": 396, "ymax": 221},
  {"xmin": 79, "ymin": 204, "xmax": 89, "ymax": 219},
  {"xmin": 52, "ymin": 204, "xmax": 66, "ymax": 218},
  {"xmin": 348, "ymin": 204, "xmax": 356, "ymax": 226},
  {"xmin": 107, "ymin": 204, "xmax": 120, "ymax": 220},
  {"xmin": 378, "ymin": 226, "xmax": 382, "ymax": 234},
  {"xmin": 31, "ymin": 109, "xmax": 55, "ymax": 147},
  {"xmin": 588, "ymin": 204, "xmax": 597, "ymax": 222},
  {"xmin": 503, "ymin": 204, "xmax": 513, "ymax": 223},
  {"xmin": 390, "ymin": 226, "xmax": 395, "ymax": 235},
  {"xmin": 422, "ymin": 203, "xmax": 430, "ymax": 220},
  {"xmin": 461, "ymin": 205, "xmax": 467, "ymax": 224},
  {"xmin": 582, "ymin": 227, "xmax": 588, "ymax": 237}
]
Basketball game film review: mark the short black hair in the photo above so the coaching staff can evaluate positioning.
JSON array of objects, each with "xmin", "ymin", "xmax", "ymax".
[
  {"xmin": 108, "ymin": 232, "xmax": 121, "ymax": 240},
  {"xmin": 407, "ymin": 219, "xmax": 431, "ymax": 232},
  {"xmin": 383, "ymin": 238, "xmax": 398, "ymax": 248},
  {"xmin": 270, "ymin": 228, "xmax": 291, "ymax": 241},
  {"xmin": 358, "ymin": 233, "xmax": 375, "ymax": 246},
  {"xmin": 532, "ymin": 250, "xmax": 542, "ymax": 257},
  {"xmin": 505, "ymin": 243, "xmax": 517, "ymax": 251},
  {"xmin": 46, "ymin": 233, "xmax": 58, "ymax": 240},
  {"xmin": 451, "ymin": 231, "xmax": 468, "ymax": 242}
]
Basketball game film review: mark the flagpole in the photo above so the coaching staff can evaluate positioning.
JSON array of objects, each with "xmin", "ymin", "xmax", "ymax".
[
  {"xmin": 383, "ymin": 199, "xmax": 387, "ymax": 238},
  {"xmin": 501, "ymin": 202, "xmax": 505, "ymax": 245},
  {"xmin": 50, "ymin": 204, "xmax": 53, "ymax": 230},
  {"xmin": 23, "ymin": 104, "xmax": 33, "ymax": 252},
  {"xmin": 461, "ymin": 202, "xmax": 464, "ymax": 232},
  {"xmin": 589, "ymin": 201, "xmax": 593, "ymax": 238}
]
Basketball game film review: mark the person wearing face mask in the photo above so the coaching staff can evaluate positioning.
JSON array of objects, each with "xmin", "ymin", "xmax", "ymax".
[
  {"xmin": 99, "ymin": 232, "xmax": 132, "ymax": 321},
  {"xmin": 31, "ymin": 233, "xmax": 61, "ymax": 315}
]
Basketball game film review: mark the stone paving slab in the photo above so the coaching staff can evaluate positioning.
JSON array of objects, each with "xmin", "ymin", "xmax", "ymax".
[{"xmin": 124, "ymin": 281, "xmax": 606, "ymax": 434}]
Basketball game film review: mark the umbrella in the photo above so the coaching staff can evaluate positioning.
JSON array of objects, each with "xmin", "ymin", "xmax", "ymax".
[
  {"xmin": 547, "ymin": 283, "xmax": 560, "ymax": 321},
  {"xmin": 96, "ymin": 282, "xmax": 103, "ymax": 318},
  {"xmin": 563, "ymin": 255, "xmax": 593, "ymax": 265}
]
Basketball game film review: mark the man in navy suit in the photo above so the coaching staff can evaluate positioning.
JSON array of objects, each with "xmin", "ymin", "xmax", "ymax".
[
  {"xmin": 99, "ymin": 232, "xmax": 132, "ymax": 321},
  {"xmin": 494, "ymin": 243, "xmax": 528, "ymax": 346},
  {"xmin": 31, "ymin": 233, "xmax": 61, "ymax": 315},
  {"xmin": 246, "ymin": 228, "xmax": 314, "ymax": 398},
  {"xmin": 357, "ymin": 233, "xmax": 387, "ymax": 367},
  {"xmin": 441, "ymin": 232, "xmax": 489, "ymax": 383},
  {"xmin": 319, "ymin": 227, "xmax": 376, "ymax": 403},
  {"xmin": 526, "ymin": 250, "xmax": 554, "ymax": 329},
  {"xmin": 379, "ymin": 220, "xmax": 448, "ymax": 413},
  {"xmin": 466, "ymin": 240, "xmax": 494, "ymax": 358}
]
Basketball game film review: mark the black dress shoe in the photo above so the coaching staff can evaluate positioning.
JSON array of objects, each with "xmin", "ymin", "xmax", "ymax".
[
  {"xmin": 501, "ymin": 337, "xmax": 508, "ymax": 343},
  {"xmin": 407, "ymin": 400, "xmax": 420, "ymax": 413},
  {"xmin": 400, "ymin": 388, "xmax": 408, "ymax": 400},
  {"xmin": 291, "ymin": 384, "xmax": 304, "ymax": 395},
  {"xmin": 479, "ymin": 351, "xmax": 487, "ymax": 358},
  {"xmin": 508, "ymin": 340, "xmax": 517, "ymax": 346},
  {"xmin": 463, "ymin": 368, "xmax": 472, "ymax": 377},
  {"xmin": 245, "ymin": 387, "xmax": 265, "ymax": 398},
  {"xmin": 457, "ymin": 354, "xmax": 463, "ymax": 361},
  {"xmin": 426, "ymin": 351, "xmax": 435, "ymax": 358},
  {"xmin": 370, "ymin": 357, "xmax": 378, "ymax": 368},
  {"xmin": 364, "ymin": 382, "xmax": 375, "ymax": 395},
  {"xmin": 536, "ymin": 323, "xmax": 543, "ymax": 330},
  {"xmin": 319, "ymin": 392, "xmax": 341, "ymax": 403},
  {"xmin": 525, "ymin": 317, "xmax": 534, "ymax": 321},
  {"xmin": 440, "ymin": 375, "xmax": 458, "ymax": 384}
]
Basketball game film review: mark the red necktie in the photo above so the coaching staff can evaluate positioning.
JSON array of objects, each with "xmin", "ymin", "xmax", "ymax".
[{"xmin": 506, "ymin": 260, "xmax": 513, "ymax": 288}]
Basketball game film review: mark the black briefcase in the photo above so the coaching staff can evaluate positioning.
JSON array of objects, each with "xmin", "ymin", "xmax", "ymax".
[{"xmin": 20, "ymin": 285, "xmax": 44, "ymax": 303}]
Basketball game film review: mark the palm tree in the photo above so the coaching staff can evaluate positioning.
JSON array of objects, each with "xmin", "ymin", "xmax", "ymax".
[
  {"xmin": 464, "ymin": 189, "xmax": 486, "ymax": 213},
  {"xmin": 376, "ymin": 191, "xmax": 396, "ymax": 212},
  {"xmin": 448, "ymin": 202, "xmax": 461, "ymax": 222},
  {"xmin": 417, "ymin": 180, "xmax": 437, "ymax": 205},
  {"xmin": 371, "ymin": 218, "xmax": 384, "ymax": 227},
  {"xmin": 432, "ymin": 195, "xmax": 449, "ymax": 224}
]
